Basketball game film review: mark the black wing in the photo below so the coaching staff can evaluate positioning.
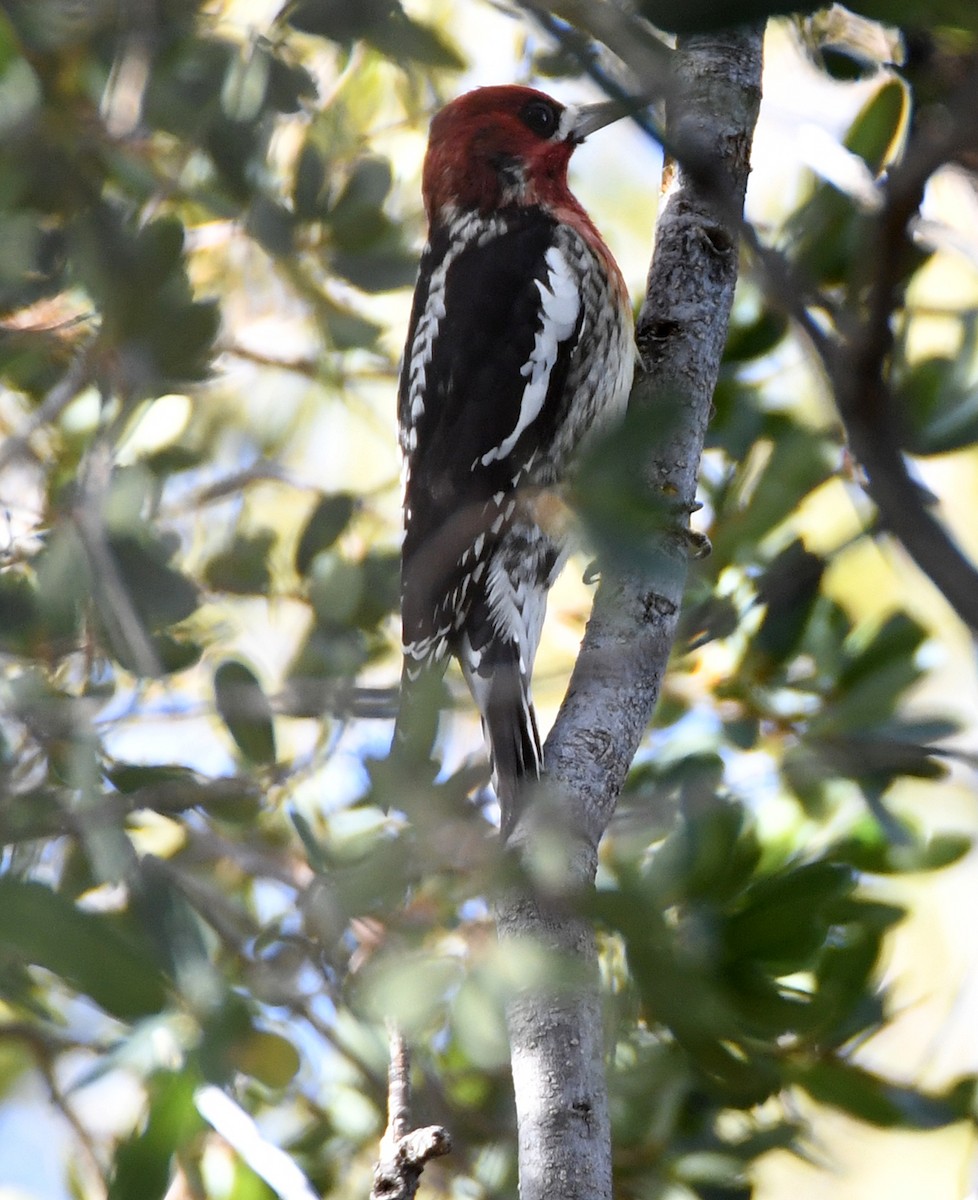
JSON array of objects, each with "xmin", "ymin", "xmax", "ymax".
[{"xmin": 399, "ymin": 209, "xmax": 583, "ymax": 658}]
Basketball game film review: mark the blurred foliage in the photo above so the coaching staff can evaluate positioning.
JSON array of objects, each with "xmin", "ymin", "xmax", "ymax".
[{"xmin": 0, "ymin": 3, "xmax": 976, "ymax": 1200}]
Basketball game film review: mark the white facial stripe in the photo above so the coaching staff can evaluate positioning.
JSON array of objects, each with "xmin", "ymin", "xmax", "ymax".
[
  {"xmin": 557, "ymin": 105, "xmax": 579, "ymax": 142},
  {"xmin": 480, "ymin": 245, "xmax": 580, "ymax": 466}
]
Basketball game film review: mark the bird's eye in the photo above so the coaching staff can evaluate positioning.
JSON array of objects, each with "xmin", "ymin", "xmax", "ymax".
[{"xmin": 519, "ymin": 99, "xmax": 560, "ymax": 139}]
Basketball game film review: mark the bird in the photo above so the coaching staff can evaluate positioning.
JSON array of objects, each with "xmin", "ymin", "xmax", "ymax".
[{"xmin": 395, "ymin": 85, "xmax": 636, "ymax": 839}]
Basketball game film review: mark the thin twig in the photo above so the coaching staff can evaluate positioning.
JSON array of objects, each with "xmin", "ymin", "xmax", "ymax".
[{"xmin": 0, "ymin": 350, "xmax": 94, "ymax": 474}]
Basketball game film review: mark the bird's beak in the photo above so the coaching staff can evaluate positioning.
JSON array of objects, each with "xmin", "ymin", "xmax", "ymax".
[{"xmin": 566, "ymin": 95, "xmax": 646, "ymax": 142}]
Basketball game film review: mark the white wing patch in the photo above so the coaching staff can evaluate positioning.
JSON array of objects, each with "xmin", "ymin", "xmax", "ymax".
[{"xmin": 480, "ymin": 245, "xmax": 580, "ymax": 466}]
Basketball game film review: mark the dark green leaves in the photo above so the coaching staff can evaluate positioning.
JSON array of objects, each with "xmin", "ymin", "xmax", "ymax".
[
  {"xmin": 598, "ymin": 803, "xmax": 910, "ymax": 1112},
  {"xmin": 214, "ymin": 661, "xmax": 277, "ymax": 766},
  {"xmin": 752, "ymin": 539, "xmax": 826, "ymax": 669},
  {"xmin": 637, "ymin": 0, "xmax": 822, "ymax": 34},
  {"xmin": 108, "ymin": 1072, "xmax": 202, "ymax": 1200},
  {"xmin": 636, "ymin": 0, "xmax": 978, "ymax": 36},
  {"xmin": 295, "ymin": 493, "xmax": 357, "ymax": 575},
  {"xmin": 897, "ymin": 353, "xmax": 978, "ymax": 456},
  {"xmin": 0, "ymin": 878, "xmax": 167, "ymax": 1019},
  {"xmin": 71, "ymin": 207, "xmax": 220, "ymax": 389},
  {"xmin": 106, "ymin": 533, "xmax": 200, "ymax": 633},
  {"xmin": 326, "ymin": 156, "xmax": 418, "ymax": 292},
  {"xmin": 285, "ymin": 0, "xmax": 464, "ymax": 68},
  {"xmin": 784, "ymin": 79, "xmax": 909, "ymax": 289},
  {"xmin": 204, "ymin": 530, "xmax": 276, "ymax": 595},
  {"xmin": 793, "ymin": 1060, "xmax": 968, "ymax": 1129}
]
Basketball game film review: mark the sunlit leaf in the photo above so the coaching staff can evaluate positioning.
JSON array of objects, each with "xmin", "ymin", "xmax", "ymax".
[
  {"xmin": 108, "ymin": 1071, "xmax": 202, "ymax": 1200},
  {"xmin": 229, "ymin": 1029, "xmax": 301, "ymax": 1089}
]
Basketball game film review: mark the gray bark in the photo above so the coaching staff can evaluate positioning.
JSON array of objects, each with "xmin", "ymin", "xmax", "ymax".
[{"xmin": 496, "ymin": 26, "xmax": 764, "ymax": 1200}]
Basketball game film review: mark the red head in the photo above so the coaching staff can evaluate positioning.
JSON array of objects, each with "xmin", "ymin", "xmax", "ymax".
[{"xmin": 421, "ymin": 85, "xmax": 628, "ymax": 224}]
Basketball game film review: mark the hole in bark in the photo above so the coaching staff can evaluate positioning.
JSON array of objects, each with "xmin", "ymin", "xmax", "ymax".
[
  {"xmin": 703, "ymin": 223, "xmax": 733, "ymax": 255},
  {"xmin": 642, "ymin": 590, "xmax": 677, "ymax": 620},
  {"xmin": 645, "ymin": 318, "xmax": 680, "ymax": 340}
]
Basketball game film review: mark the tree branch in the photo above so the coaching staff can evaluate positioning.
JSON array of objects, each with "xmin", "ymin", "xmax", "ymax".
[
  {"xmin": 496, "ymin": 25, "xmax": 764, "ymax": 1200},
  {"xmin": 829, "ymin": 66, "xmax": 978, "ymax": 633},
  {"xmin": 369, "ymin": 1023, "xmax": 451, "ymax": 1200}
]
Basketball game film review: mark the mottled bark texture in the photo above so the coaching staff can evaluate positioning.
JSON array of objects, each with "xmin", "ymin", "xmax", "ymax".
[{"xmin": 496, "ymin": 27, "xmax": 764, "ymax": 1200}]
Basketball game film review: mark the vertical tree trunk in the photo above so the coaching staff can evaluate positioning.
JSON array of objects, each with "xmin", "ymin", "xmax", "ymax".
[{"xmin": 498, "ymin": 25, "xmax": 764, "ymax": 1200}]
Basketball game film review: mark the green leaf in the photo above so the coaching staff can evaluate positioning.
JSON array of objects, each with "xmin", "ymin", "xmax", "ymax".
[
  {"xmin": 0, "ymin": 878, "xmax": 167, "ymax": 1019},
  {"xmin": 214, "ymin": 660, "xmax": 277, "ymax": 766},
  {"xmin": 288, "ymin": 626, "xmax": 368, "ymax": 683},
  {"xmin": 247, "ymin": 195, "xmax": 295, "ymax": 257},
  {"xmin": 899, "ymin": 354, "xmax": 978, "ymax": 456},
  {"xmin": 228, "ymin": 1029, "xmax": 301, "ymax": 1089},
  {"xmin": 794, "ymin": 1059, "xmax": 965, "ymax": 1129},
  {"xmin": 653, "ymin": 800, "xmax": 762, "ymax": 907},
  {"xmin": 637, "ymin": 0, "xmax": 822, "ymax": 34},
  {"xmin": 322, "ymin": 298, "xmax": 382, "ymax": 349},
  {"xmin": 108, "ymin": 763, "xmax": 202, "ymax": 794},
  {"xmin": 366, "ymin": 13, "xmax": 465, "ymax": 68},
  {"xmin": 724, "ymin": 862, "xmax": 854, "ymax": 972},
  {"xmin": 308, "ymin": 552, "xmax": 363, "ymax": 629},
  {"xmin": 723, "ymin": 306, "xmax": 789, "ymax": 363},
  {"xmin": 109, "ymin": 1071, "xmax": 202, "ymax": 1200},
  {"xmin": 752, "ymin": 540, "xmax": 825, "ymax": 669},
  {"xmin": 153, "ymin": 633, "xmax": 205, "ymax": 675},
  {"xmin": 135, "ymin": 217, "xmax": 186, "ymax": 291},
  {"xmin": 204, "ymin": 530, "xmax": 275, "ymax": 595},
  {"xmin": 286, "ymin": 0, "xmax": 396, "ymax": 41},
  {"xmin": 0, "ymin": 569, "xmax": 39, "ymax": 653},
  {"xmin": 707, "ymin": 377, "xmax": 766, "ymax": 460},
  {"xmin": 860, "ymin": 0, "xmax": 978, "ymax": 28},
  {"xmin": 711, "ymin": 421, "xmax": 834, "ymax": 563},
  {"xmin": 293, "ymin": 140, "xmax": 328, "ymax": 220},
  {"xmin": 266, "ymin": 56, "xmax": 317, "ymax": 113},
  {"xmin": 286, "ymin": 0, "xmax": 464, "ymax": 66},
  {"xmin": 220, "ymin": 43, "xmax": 271, "ymax": 124},
  {"xmin": 830, "ymin": 825, "xmax": 970, "ymax": 874},
  {"xmin": 295, "ymin": 494, "xmax": 357, "ymax": 574},
  {"xmin": 327, "ymin": 157, "xmax": 392, "ymax": 246},
  {"xmin": 353, "ymin": 551, "xmax": 400, "ymax": 629},
  {"xmin": 785, "ymin": 80, "xmax": 909, "ymax": 287},
  {"xmin": 332, "ymin": 239, "xmax": 419, "ymax": 293},
  {"xmin": 844, "ymin": 77, "xmax": 908, "ymax": 175},
  {"xmin": 105, "ymin": 533, "xmax": 200, "ymax": 631},
  {"xmin": 806, "ymin": 732, "xmax": 948, "ymax": 785},
  {"xmin": 839, "ymin": 614, "xmax": 927, "ymax": 687},
  {"xmin": 134, "ymin": 858, "xmax": 217, "ymax": 1005},
  {"xmin": 811, "ymin": 614, "xmax": 928, "ymax": 735}
]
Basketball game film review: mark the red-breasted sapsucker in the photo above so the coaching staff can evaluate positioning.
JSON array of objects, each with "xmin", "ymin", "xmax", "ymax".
[{"xmin": 397, "ymin": 85, "xmax": 635, "ymax": 838}]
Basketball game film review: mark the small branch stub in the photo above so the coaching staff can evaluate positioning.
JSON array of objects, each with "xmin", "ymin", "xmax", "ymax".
[{"xmin": 369, "ymin": 1023, "xmax": 451, "ymax": 1200}]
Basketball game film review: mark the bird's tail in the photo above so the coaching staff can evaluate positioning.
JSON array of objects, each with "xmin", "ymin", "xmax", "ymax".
[{"xmin": 460, "ymin": 637, "xmax": 542, "ymax": 840}]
